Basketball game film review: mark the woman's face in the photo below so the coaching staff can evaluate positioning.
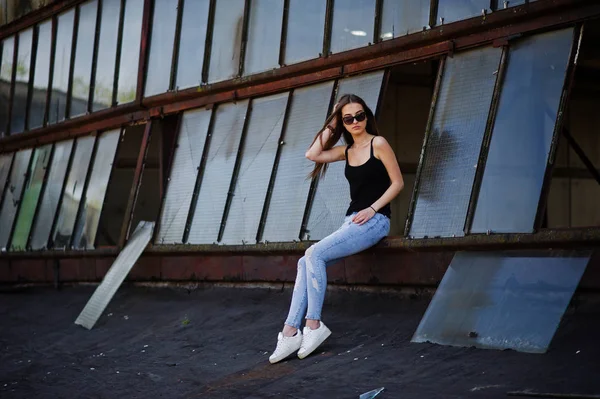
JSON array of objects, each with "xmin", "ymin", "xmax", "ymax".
[{"xmin": 341, "ymin": 103, "xmax": 367, "ymax": 135}]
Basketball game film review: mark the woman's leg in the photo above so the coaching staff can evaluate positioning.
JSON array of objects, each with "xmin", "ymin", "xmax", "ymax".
[{"xmin": 283, "ymin": 256, "xmax": 309, "ymax": 333}]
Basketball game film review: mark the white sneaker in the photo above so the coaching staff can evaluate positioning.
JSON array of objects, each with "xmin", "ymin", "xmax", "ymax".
[
  {"xmin": 297, "ymin": 322, "xmax": 331, "ymax": 359},
  {"xmin": 269, "ymin": 331, "xmax": 303, "ymax": 364}
]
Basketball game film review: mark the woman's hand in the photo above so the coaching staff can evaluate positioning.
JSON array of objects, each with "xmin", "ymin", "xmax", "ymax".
[{"xmin": 352, "ymin": 207, "xmax": 376, "ymax": 225}]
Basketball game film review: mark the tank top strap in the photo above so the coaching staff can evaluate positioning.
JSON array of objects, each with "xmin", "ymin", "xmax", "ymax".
[
  {"xmin": 370, "ymin": 137, "xmax": 375, "ymax": 158},
  {"xmin": 345, "ymin": 144, "xmax": 350, "ymax": 162}
]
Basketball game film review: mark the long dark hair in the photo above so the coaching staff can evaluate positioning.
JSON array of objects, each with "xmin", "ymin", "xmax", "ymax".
[{"xmin": 309, "ymin": 93, "xmax": 379, "ymax": 179}]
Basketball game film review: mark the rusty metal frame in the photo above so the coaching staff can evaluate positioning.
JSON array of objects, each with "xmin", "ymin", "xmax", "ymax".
[
  {"xmin": 201, "ymin": 0, "xmax": 217, "ymax": 84},
  {"xmin": 0, "ymin": 39, "xmax": 4, "ymax": 137},
  {"xmin": 182, "ymin": 105, "xmax": 216, "ymax": 243},
  {"xmin": 152, "ymin": 113, "xmax": 183, "ymax": 244},
  {"xmin": 278, "ymin": 0, "xmax": 290, "ymax": 67},
  {"xmin": 118, "ymin": 120, "xmax": 153, "ymax": 247},
  {"xmin": 88, "ymin": 0, "xmax": 103, "ymax": 112},
  {"xmin": 463, "ymin": 44, "xmax": 509, "ymax": 234},
  {"xmin": 404, "ymin": 56, "xmax": 445, "ymax": 237},
  {"xmin": 429, "ymin": 0, "xmax": 439, "ymax": 28},
  {"xmin": 111, "ymin": 0, "xmax": 126, "ymax": 107},
  {"xmin": 562, "ymin": 127, "xmax": 600, "ymax": 185},
  {"xmin": 136, "ymin": 0, "xmax": 152, "ymax": 105},
  {"xmin": 534, "ymin": 24, "xmax": 583, "ymax": 230},
  {"xmin": 374, "ymin": 0, "xmax": 383, "ymax": 44},
  {"xmin": 256, "ymin": 90, "xmax": 293, "ymax": 243},
  {"xmin": 238, "ymin": 0, "xmax": 252, "ymax": 78},
  {"xmin": 169, "ymin": 0, "xmax": 185, "ymax": 91},
  {"xmin": 0, "ymin": 1, "xmax": 83, "ymax": 40},
  {"xmin": 0, "ymin": 152, "xmax": 15, "ymax": 219},
  {"xmin": 5, "ymin": 149, "xmax": 35, "ymax": 250},
  {"xmin": 44, "ymin": 16, "xmax": 57, "ymax": 128},
  {"xmin": 6, "ymin": 33, "xmax": 18, "ymax": 136},
  {"xmin": 65, "ymin": 3, "xmax": 80, "ymax": 119},
  {"xmin": 217, "ymin": 100, "xmax": 252, "ymax": 242},
  {"xmin": 26, "ymin": 144, "xmax": 56, "ymax": 250},
  {"xmin": 24, "ymin": 25, "xmax": 39, "ymax": 132},
  {"xmin": 323, "ymin": 0, "xmax": 334, "ymax": 57}
]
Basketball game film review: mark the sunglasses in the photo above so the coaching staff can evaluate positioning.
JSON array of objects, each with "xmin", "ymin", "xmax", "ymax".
[{"xmin": 342, "ymin": 111, "xmax": 366, "ymax": 125}]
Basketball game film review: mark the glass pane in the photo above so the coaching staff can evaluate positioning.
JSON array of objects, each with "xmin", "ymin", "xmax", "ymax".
[
  {"xmin": 10, "ymin": 144, "xmax": 52, "ymax": 251},
  {"xmin": 437, "ymin": 0, "xmax": 489, "ymax": 24},
  {"xmin": 262, "ymin": 81, "xmax": 334, "ymax": 243},
  {"xmin": 144, "ymin": 0, "xmax": 178, "ymax": 97},
  {"xmin": 29, "ymin": 20, "xmax": 53, "ymax": 130},
  {"xmin": 380, "ymin": 0, "xmax": 429, "ymax": 40},
  {"xmin": 0, "ymin": 153, "xmax": 14, "ymax": 204},
  {"xmin": 244, "ymin": 0, "xmax": 283, "ymax": 75},
  {"xmin": 176, "ymin": 0, "xmax": 209, "ymax": 90},
  {"xmin": 208, "ymin": 0, "xmax": 245, "ymax": 83},
  {"xmin": 330, "ymin": 0, "xmax": 376, "ymax": 54},
  {"xmin": 116, "ymin": 0, "xmax": 143, "ymax": 104},
  {"xmin": 51, "ymin": 135, "xmax": 96, "ymax": 249},
  {"xmin": 0, "ymin": 149, "xmax": 32, "ymax": 250},
  {"xmin": 284, "ymin": 0, "xmax": 326, "ymax": 65},
  {"xmin": 187, "ymin": 100, "xmax": 249, "ymax": 244},
  {"xmin": 10, "ymin": 28, "xmax": 33, "ymax": 134},
  {"xmin": 92, "ymin": 0, "xmax": 120, "ymax": 111},
  {"xmin": 409, "ymin": 47, "xmax": 501, "ymax": 238},
  {"xmin": 30, "ymin": 140, "xmax": 74, "ymax": 250},
  {"xmin": 412, "ymin": 250, "xmax": 591, "ymax": 353},
  {"xmin": 0, "ymin": 36, "xmax": 14, "ymax": 137},
  {"xmin": 221, "ymin": 92, "xmax": 288, "ymax": 245},
  {"xmin": 49, "ymin": 9, "xmax": 75, "ymax": 125},
  {"xmin": 306, "ymin": 70, "xmax": 384, "ymax": 240},
  {"xmin": 72, "ymin": 129, "xmax": 120, "ymax": 249},
  {"xmin": 70, "ymin": 0, "xmax": 98, "ymax": 118},
  {"xmin": 472, "ymin": 29, "xmax": 573, "ymax": 234},
  {"xmin": 157, "ymin": 108, "xmax": 212, "ymax": 244}
]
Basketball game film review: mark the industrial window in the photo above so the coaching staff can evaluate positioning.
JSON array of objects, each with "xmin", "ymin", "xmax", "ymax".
[
  {"xmin": 92, "ymin": 0, "xmax": 121, "ymax": 111},
  {"xmin": 330, "ymin": 0, "xmax": 376, "ymax": 54},
  {"xmin": 207, "ymin": 0, "xmax": 245, "ymax": 83},
  {"xmin": 0, "ymin": 36, "xmax": 14, "ymax": 137},
  {"xmin": 244, "ymin": 0, "xmax": 284, "ymax": 75},
  {"xmin": 380, "ymin": 0, "xmax": 429, "ymax": 40},
  {"xmin": 436, "ymin": 0, "xmax": 490, "ymax": 25},
  {"xmin": 283, "ymin": 0, "xmax": 326, "ymax": 65},
  {"xmin": 70, "ymin": 0, "xmax": 98, "ymax": 118},
  {"xmin": 144, "ymin": 0, "xmax": 178, "ymax": 97},
  {"xmin": 10, "ymin": 28, "xmax": 33, "ymax": 134},
  {"xmin": 175, "ymin": 0, "xmax": 210, "ymax": 90},
  {"xmin": 0, "ymin": 149, "xmax": 32, "ymax": 250},
  {"xmin": 116, "ymin": 0, "xmax": 143, "ymax": 104},
  {"xmin": 28, "ymin": 20, "xmax": 52, "ymax": 130},
  {"xmin": 48, "ymin": 10, "xmax": 75, "ymax": 125}
]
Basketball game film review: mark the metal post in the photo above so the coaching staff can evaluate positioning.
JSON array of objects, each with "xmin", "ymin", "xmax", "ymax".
[
  {"xmin": 201, "ymin": 0, "xmax": 216, "ymax": 84},
  {"xmin": 169, "ymin": 0, "xmax": 185, "ymax": 91},
  {"xmin": 65, "ymin": 4, "xmax": 80, "ymax": 119},
  {"xmin": 136, "ymin": 0, "xmax": 153, "ymax": 104},
  {"xmin": 278, "ymin": 0, "xmax": 290, "ymax": 67}
]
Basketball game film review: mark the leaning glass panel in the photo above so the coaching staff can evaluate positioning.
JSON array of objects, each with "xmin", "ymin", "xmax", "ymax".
[
  {"xmin": 48, "ymin": 9, "xmax": 75, "ymax": 124},
  {"xmin": 72, "ymin": 129, "xmax": 120, "ymax": 249},
  {"xmin": 471, "ymin": 29, "xmax": 574, "ymax": 234},
  {"xmin": 330, "ymin": 0, "xmax": 376, "ymax": 54},
  {"xmin": 284, "ymin": 0, "xmax": 326, "ymax": 65},
  {"xmin": 0, "ymin": 36, "xmax": 15, "ymax": 137},
  {"xmin": 244, "ymin": 0, "xmax": 283, "ymax": 75},
  {"xmin": 175, "ymin": 0, "xmax": 210, "ymax": 90},
  {"xmin": 187, "ymin": 100, "xmax": 249, "ymax": 244},
  {"xmin": 10, "ymin": 145, "xmax": 52, "ymax": 251},
  {"xmin": 207, "ymin": 0, "xmax": 245, "ymax": 83},
  {"xmin": 157, "ymin": 108, "xmax": 212, "ymax": 244},
  {"xmin": 471, "ymin": 28, "xmax": 573, "ymax": 233},
  {"xmin": 0, "ymin": 153, "xmax": 14, "ymax": 205},
  {"xmin": 409, "ymin": 47, "xmax": 501, "ymax": 238},
  {"xmin": 380, "ymin": 0, "xmax": 429, "ymax": 40},
  {"xmin": 221, "ymin": 92, "xmax": 288, "ymax": 245},
  {"xmin": 70, "ymin": 0, "xmax": 98, "ymax": 118},
  {"xmin": 261, "ymin": 81, "xmax": 334, "ymax": 243},
  {"xmin": 436, "ymin": 0, "xmax": 489, "ymax": 24},
  {"xmin": 10, "ymin": 28, "xmax": 33, "ymax": 134},
  {"xmin": 412, "ymin": 250, "xmax": 591, "ymax": 353},
  {"xmin": 116, "ymin": 0, "xmax": 143, "ymax": 104},
  {"xmin": 92, "ymin": 0, "xmax": 121, "ymax": 111},
  {"xmin": 29, "ymin": 140, "xmax": 74, "ymax": 250},
  {"xmin": 306, "ymin": 70, "xmax": 384, "ymax": 240},
  {"xmin": 51, "ymin": 135, "xmax": 96, "ymax": 249},
  {"xmin": 29, "ymin": 20, "xmax": 53, "ymax": 130},
  {"xmin": 144, "ymin": 0, "xmax": 178, "ymax": 97},
  {"xmin": 0, "ymin": 149, "xmax": 32, "ymax": 250}
]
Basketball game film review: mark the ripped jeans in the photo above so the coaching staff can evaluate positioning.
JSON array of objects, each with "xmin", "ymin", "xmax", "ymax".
[{"xmin": 285, "ymin": 212, "xmax": 390, "ymax": 328}]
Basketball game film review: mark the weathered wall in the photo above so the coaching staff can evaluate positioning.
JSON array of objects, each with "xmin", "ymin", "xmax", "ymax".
[{"xmin": 0, "ymin": 0, "xmax": 54, "ymax": 26}]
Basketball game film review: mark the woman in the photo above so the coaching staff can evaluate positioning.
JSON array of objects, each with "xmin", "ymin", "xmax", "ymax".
[{"xmin": 269, "ymin": 93, "xmax": 404, "ymax": 364}]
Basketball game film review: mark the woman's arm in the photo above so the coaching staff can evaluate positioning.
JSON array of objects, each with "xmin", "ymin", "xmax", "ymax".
[
  {"xmin": 352, "ymin": 136, "xmax": 404, "ymax": 225},
  {"xmin": 305, "ymin": 126, "xmax": 346, "ymax": 163}
]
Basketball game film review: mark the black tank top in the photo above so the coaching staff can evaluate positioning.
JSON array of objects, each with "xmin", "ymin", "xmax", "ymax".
[{"xmin": 344, "ymin": 137, "xmax": 391, "ymax": 218}]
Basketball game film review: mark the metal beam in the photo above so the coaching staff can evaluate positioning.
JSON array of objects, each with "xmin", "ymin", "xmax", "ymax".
[{"xmin": 562, "ymin": 127, "xmax": 600, "ymax": 185}]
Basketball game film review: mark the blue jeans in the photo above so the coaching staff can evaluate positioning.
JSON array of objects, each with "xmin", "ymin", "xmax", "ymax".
[{"xmin": 285, "ymin": 212, "xmax": 390, "ymax": 328}]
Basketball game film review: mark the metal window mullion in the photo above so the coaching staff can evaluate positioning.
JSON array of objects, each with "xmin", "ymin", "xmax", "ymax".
[
  {"xmin": 278, "ymin": 0, "xmax": 289, "ymax": 67},
  {"xmin": 89, "ymin": 0, "xmax": 104, "ymax": 112},
  {"xmin": 25, "ymin": 26, "xmax": 39, "ymax": 132},
  {"xmin": 6, "ymin": 33, "xmax": 19, "ymax": 136},
  {"xmin": 375, "ymin": 69, "xmax": 390, "ymax": 121},
  {"xmin": 169, "ymin": 0, "xmax": 185, "ymax": 91},
  {"xmin": 404, "ymin": 57, "xmax": 446, "ymax": 237},
  {"xmin": 429, "ymin": 0, "xmax": 439, "ymax": 28},
  {"xmin": 463, "ymin": 45, "xmax": 509, "ymax": 235},
  {"xmin": 152, "ymin": 114, "xmax": 183, "ymax": 244},
  {"xmin": 0, "ymin": 153, "xmax": 15, "ymax": 224},
  {"xmin": 6, "ymin": 149, "xmax": 35, "ymax": 251},
  {"xmin": 112, "ymin": 0, "xmax": 126, "ymax": 107},
  {"xmin": 299, "ymin": 78, "xmax": 338, "ymax": 241},
  {"xmin": 322, "ymin": 0, "xmax": 334, "ymax": 57},
  {"xmin": 65, "ymin": 5, "xmax": 80, "ymax": 119},
  {"xmin": 118, "ymin": 121, "xmax": 153, "ymax": 246},
  {"xmin": 534, "ymin": 24, "xmax": 583, "ymax": 231},
  {"xmin": 44, "ymin": 15, "xmax": 58, "ymax": 127},
  {"xmin": 217, "ymin": 100, "xmax": 252, "ymax": 242},
  {"xmin": 562, "ymin": 127, "xmax": 600, "ymax": 185},
  {"xmin": 256, "ymin": 90, "xmax": 293, "ymax": 242},
  {"xmin": 238, "ymin": 0, "xmax": 252, "ymax": 77},
  {"xmin": 27, "ymin": 143, "xmax": 56, "ymax": 250},
  {"xmin": 136, "ymin": 0, "xmax": 153, "ymax": 103},
  {"xmin": 373, "ymin": 0, "xmax": 383, "ymax": 44},
  {"xmin": 201, "ymin": 0, "xmax": 217, "ymax": 84},
  {"xmin": 183, "ymin": 105, "xmax": 217, "ymax": 243}
]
